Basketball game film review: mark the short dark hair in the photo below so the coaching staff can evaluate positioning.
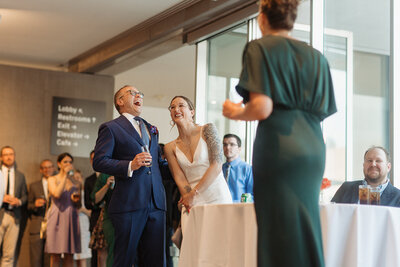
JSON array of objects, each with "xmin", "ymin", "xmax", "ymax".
[
  {"xmin": 114, "ymin": 85, "xmax": 131, "ymax": 114},
  {"xmin": 223, "ymin": 134, "xmax": 242, "ymax": 147},
  {"xmin": 57, "ymin": 152, "xmax": 74, "ymax": 163},
  {"xmin": 259, "ymin": 0, "xmax": 300, "ymax": 30},
  {"xmin": 364, "ymin": 146, "xmax": 391, "ymax": 163}
]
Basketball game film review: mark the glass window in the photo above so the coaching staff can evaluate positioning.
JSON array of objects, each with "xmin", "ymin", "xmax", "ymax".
[
  {"xmin": 324, "ymin": 0, "xmax": 390, "ymax": 181},
  {"xmin": 323, "ymin": 0, "xmax": 390, "ymax": 200},
  {"xmin": 206, "ymin": 23, "xmax": 249, "ymax": 160}
]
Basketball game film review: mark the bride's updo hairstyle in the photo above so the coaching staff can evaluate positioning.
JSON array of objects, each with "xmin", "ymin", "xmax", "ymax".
[
  {"xmin": 259, "ymin": 0, "xmax": 300, "ymax": 30},
  {"xmin": 169, "ymin": 96, "xmax": 196, "ymax": 122}
]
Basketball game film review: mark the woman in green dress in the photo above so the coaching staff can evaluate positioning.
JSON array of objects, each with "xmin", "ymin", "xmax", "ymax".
[
  {"xmin": 91, "ymin": 174, "xmax": 115, "ymax": 267},
  {"xmin": 223, "ymin": 0, "xmax": 337, "ymax": 266}
]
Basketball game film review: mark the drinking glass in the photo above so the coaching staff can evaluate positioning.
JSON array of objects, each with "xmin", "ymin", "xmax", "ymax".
[
  {"xmin": 369, "ymin": 187, "xmax": 380, "ymax": 205},
  {"xmin": 141, "ymin": 145, "xmax": 152, "ymax": 167},
  {"xmin": 358, "ymin": 185, "xmax": 371, "ymax": 205}
]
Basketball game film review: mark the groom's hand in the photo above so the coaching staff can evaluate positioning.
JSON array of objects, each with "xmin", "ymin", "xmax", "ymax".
[{"xmin": 131, "ymin": 152, "xmax": 152, "ymax": 171}]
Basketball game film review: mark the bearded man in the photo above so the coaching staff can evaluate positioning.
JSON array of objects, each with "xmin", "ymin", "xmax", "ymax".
[{"xmin": 332, "ymin": 146, "xmax": 400, "ymax": 207}]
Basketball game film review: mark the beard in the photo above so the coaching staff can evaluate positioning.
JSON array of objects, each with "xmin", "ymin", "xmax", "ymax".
[{"xmin": 364, "ymin": 169, "xmax": 386, "ymax": 184}]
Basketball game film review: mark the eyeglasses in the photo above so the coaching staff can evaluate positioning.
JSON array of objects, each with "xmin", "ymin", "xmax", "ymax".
[
  {"xmin": 223, "ymin": 142, "xmax": 238, "ymax": 147},
  {"xmin": 168, "ymin": 103, "xmax": 188, "ymax": 111},
  {"xmin": 119, "ymin": 90, "xmax": 144, "ymax": 99}
]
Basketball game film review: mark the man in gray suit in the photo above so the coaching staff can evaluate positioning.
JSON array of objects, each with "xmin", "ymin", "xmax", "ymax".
[
  {"xmin": 0, "ymin": 146, "xmax": 28, "ymax": 267},
  {"xmin": 28, "ymin": 159, "xmax": 54, "ymax": 267},
  {"xmin": 332, "ymin": 146, "xmax": 400, "ymax": 207}
]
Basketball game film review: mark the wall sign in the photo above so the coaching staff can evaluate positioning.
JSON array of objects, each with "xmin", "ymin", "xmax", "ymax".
[{"xmin": 51, "ymin": 97, "xmax": 106, "ymax": 158}]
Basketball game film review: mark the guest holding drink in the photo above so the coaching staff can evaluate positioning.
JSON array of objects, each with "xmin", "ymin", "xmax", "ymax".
[
  {"xmin": 45, "ymin": 153, "xmax": 82, "ymax": 267},
  {"xmin": 222, "ymin": 0, "xmax": 336, "ymax": 266},
  {"xmin": 27, "ymin": 159, "xmax": 55, "ymax": 267},
  {"xmin": 332, "ymin": 146, "xmax": 400, "ymax": 207}
]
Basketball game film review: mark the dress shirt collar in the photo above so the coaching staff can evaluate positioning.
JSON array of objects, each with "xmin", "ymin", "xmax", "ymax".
[
  {"xmin": 122, "ymin": 112, "xmax": 141, "ymax": 135},
  {"xmin": 362, "ymin": 178, "xmax": 390, "ymax": 196},
  {"xmin": 122, "ymin": 113, "xmax": 138, "ymax": 124},
  {"xmin": 42, "ymin": 177, "xmax": 49, "ymax": 200},
  {"xmin": 227, "ymin": 157, "xmax": 241, "ymax": 168}
]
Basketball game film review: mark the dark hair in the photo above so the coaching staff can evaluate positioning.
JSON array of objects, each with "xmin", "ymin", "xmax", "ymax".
[
  {"xmin": 364, "ymin": 146, "xmax": 391, "ymax": 163},
  {"xmin": 259, "ymin": 0, "xmax": 300, "ymax": 30},
  {"xmin": 223, "ymin": 134, "xmax": 242, "ymax": 147},
  {"xmin": 57, "ymin": 152, "xmax": 74, "ymax": 163},
  {"xmin": 169, "ymin": 96, "xmax": 196, "ymax": 121},
  {"xmin": 159, "ymin": 143, "xmax": 165, "ymax": 157},
  {"xmin": 114, "ymin": 85, "xmax": 132, "ymax": 114}
]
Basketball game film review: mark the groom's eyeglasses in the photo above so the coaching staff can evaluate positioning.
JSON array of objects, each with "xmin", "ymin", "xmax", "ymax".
[{"xmin": 119, "ymin": 90, "xmax": 144, "ymax": 99}]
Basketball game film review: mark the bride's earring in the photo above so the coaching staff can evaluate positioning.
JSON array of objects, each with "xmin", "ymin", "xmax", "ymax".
[{"xmin": 170, "ymin": 120, "xmax": 175, "ymax": 127}]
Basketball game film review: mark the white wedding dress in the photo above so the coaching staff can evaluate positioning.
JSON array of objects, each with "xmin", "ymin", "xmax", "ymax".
[{"xmin": 176, "ymin": 137, "xmax": 232, "ymax": 206}]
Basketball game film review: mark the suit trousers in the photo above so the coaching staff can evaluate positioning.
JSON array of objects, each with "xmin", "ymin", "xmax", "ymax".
[
  {"xmin": 0, "ymin": 210, "xmax": 20, "ymax": 267},
  {"xmin": 110, "ymin": 197, "xmax": 166, "ymax": 267},
  {"xmin": 29, "ymin": 233, "xmax": 50, "ymax": 267}
]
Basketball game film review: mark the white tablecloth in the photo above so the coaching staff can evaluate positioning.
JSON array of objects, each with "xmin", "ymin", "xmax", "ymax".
[
  {"xmin": 180, "ymin": 203, "xmax": 257, "ymax": 267},
  {"xmin": 320, "ymin": 203, "xmax": 400, "ymax": 267},
  {"xmin": 179, "ymin": 203, "xmax": 400, "ymax": 267}
]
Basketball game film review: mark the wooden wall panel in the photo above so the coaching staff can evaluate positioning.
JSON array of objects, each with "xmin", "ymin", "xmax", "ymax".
[{"xmin": 0, "ymin": 64, "xmax": 114, "ymax": 267}]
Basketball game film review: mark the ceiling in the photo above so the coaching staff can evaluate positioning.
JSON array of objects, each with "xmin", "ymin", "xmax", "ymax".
[{"xmin": 0, "ymin": 0, "xmax": 183, "ymax": 70}]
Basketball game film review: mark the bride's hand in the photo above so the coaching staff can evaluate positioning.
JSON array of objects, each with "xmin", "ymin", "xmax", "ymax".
[{"xmin": 179, "ymin": 191, "xmax": 196, "ymax": 211}]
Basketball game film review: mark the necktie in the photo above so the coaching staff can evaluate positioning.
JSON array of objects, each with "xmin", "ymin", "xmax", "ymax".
[
  {"xmin": 4, "ymin": 169, "xmax": 11, "ymax": 210},
  {"xmin": 225, "ymin": 164, "xmax": 231, "ymax": 183},
  {"xmin": 135, "ymin": 117, "xmax": 150, "ymax": 146},
  {"xmin": 6, "ymin": 169, "xmax": 10, "ymax": 195}
]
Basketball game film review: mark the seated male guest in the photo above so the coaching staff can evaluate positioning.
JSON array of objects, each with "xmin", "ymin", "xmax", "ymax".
[
  {"xmin": 222, "ymin": 134, "xmax": 253, "ymax": 202},
  {"xmin": 332, "ymin": 146, "xmax": 400, "ymax": 207}
]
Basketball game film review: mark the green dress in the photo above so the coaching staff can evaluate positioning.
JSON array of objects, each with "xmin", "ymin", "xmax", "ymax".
[
  {"xmin": 236, "ymin": 35, "xmax": 337, "ymax": 267},
  {"xmin": 91, "ymin": 173, "xmax": 115, "ymax": 267}
]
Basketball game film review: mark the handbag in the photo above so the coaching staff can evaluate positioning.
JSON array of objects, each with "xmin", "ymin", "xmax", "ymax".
[{"xmin": 171, "ymin": 223, "xmax": 182, "ymax": 249}]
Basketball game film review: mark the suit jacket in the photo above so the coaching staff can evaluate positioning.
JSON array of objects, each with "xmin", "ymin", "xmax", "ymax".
[
  {"xmin": 331, "ymin": 180, "xmax": 400, "ymax": 207},
  {"xmin": 27, "ymin": 179, "xmax": 47, "ymax": 234},
  {"xmin": 93, "ymin": 115, "xmax": 166, "ymax": 213},
  {"xmin": 1, "ymin": 168, "xmax": 28, "ymax": 221},
  {"xmin": 84, "ymin": 172, "xmax": 101, "ymax": 232}
]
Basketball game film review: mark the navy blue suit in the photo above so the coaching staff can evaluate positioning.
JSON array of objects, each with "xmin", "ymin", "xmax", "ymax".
[
  {"xmin": 93, "ymin": 115, "xmax": 166, "ymax": 267},
  {"xmin": 331, "ymin": 180, "xmax": 400, "ymax": 207}
]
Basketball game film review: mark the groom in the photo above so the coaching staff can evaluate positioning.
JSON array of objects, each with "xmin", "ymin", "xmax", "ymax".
[{"xmin": 93, "ymin": 85, "xmax": 166, "ymax": 267}]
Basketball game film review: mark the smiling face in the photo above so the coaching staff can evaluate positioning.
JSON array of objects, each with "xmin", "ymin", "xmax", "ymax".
[
  {"xmin": 40, "ymin": 160, "xmax": 55, "ymax": 179},
  {"xmin": 169, "ymin": 97, "xmax": 195, "ymax": 125},
  {"xmin": 363, "ymin": 148, "xmax": 391, "ymax": 186},
  {"xmin": 115, "ymin": 86, "xmax": 143, "ymax": 116}
]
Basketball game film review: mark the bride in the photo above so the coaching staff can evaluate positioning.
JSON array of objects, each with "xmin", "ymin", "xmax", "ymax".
[{"xmin": 164, "ymin": 96, "xmax": 232, "ymax": 210}]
